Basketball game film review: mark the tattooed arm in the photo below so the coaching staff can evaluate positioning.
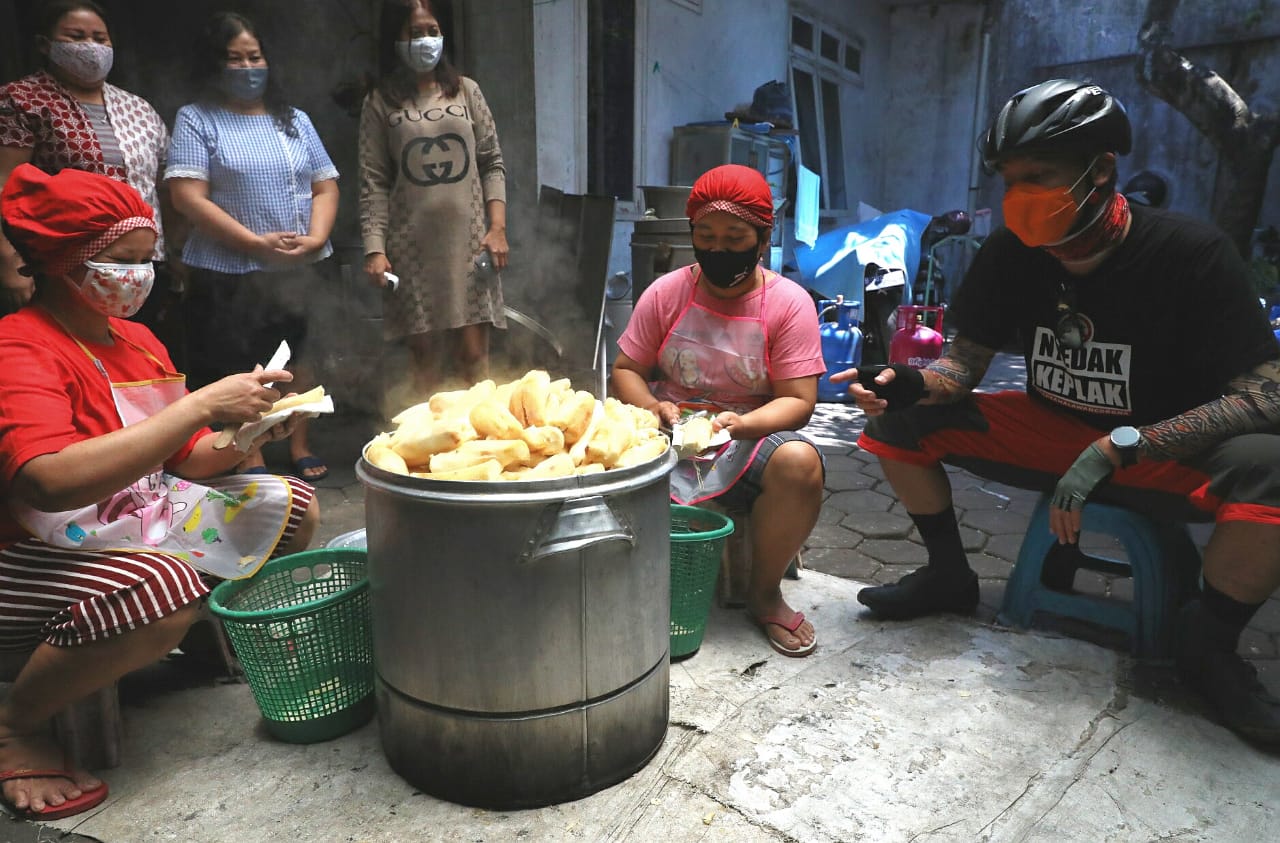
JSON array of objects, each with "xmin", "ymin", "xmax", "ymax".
[
  {"xmin": 919, "ymin": 337, "xmax": 999, "ymax": 404},
  {"xmin": 1140, "ymin": 358, "xmax": 1280, "ymax": 462}
]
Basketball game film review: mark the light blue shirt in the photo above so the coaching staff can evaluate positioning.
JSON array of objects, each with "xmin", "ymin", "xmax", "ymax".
[{"xmin": 165, "ymin": 103, "xmax": 339, "ymax": 274}]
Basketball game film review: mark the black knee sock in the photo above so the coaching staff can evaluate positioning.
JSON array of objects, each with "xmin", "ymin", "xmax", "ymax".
[
  {"xmin": 909, "ymin": 509, "xmax": 970, "ymax": 576},
  {"xmin": 1198, "ymin": 580, "xmax": 1265, "ymax": 652}
]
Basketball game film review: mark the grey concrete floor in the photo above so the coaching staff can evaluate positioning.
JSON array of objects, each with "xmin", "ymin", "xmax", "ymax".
[{"xmin": 14, "ymin": 353, "xmax": 1280, "ymax": 842}]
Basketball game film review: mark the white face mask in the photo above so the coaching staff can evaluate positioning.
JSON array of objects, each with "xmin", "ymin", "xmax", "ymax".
[
  {"xmin": 395, "ymin": 36, "xmax": 444, "ymax": 73},
  {"xmin": 47, "ymin": 40, "xmax": 114, "ymax": 84},
  {"xmin": 77, "ymin": 260, "xmax": 155, "ymax": 318}
]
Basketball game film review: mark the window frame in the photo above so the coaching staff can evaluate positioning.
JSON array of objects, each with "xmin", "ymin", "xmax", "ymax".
[{"xmin": 788, "ymin": 10, "xmax": 862, "ymax": 211}]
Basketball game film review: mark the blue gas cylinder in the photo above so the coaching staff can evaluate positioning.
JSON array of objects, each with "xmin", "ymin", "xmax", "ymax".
[{"xmin": 817, "ymin": 298, "xmax": 863, "ymax": 402}]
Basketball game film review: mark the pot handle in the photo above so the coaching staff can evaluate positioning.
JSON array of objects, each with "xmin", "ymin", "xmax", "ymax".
[{"xmin": 522, "ymin": 495, "xmax": 635, "ymax": 563}]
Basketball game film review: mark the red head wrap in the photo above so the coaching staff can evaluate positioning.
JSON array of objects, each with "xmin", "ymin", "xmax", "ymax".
[
  {"xmin": 0, "ymin": 164, "xmax": 156, "ymax": 277},
  {"xmin": 685, "ymin": 164, "xmax": 774, "ymax": 229}
]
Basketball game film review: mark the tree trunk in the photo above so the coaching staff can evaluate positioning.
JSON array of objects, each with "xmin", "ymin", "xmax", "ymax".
[{"xmin": 1136, "ymin": 0, "xmax": 1280, "ymax": 257}]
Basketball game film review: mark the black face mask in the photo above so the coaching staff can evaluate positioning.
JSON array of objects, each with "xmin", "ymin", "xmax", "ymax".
[{"xmin": 694, "ymin": 246, "xmax": 760, "ymax": 289}]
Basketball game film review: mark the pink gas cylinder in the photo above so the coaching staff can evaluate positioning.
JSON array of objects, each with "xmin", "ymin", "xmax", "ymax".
[{"xmin": 889, "ymin": 305, "xmax": 945, "ymax": 369}]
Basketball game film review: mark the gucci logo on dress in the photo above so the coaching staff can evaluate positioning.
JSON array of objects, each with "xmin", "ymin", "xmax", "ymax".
[{"xmin": 400, "ymin": 133, "xmax": 470, "ymax": 186}]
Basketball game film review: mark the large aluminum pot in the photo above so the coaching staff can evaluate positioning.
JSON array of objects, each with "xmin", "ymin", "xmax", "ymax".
[{"xmin": 356, "ymin": 447, "xmax": 676, "ymax": 808}]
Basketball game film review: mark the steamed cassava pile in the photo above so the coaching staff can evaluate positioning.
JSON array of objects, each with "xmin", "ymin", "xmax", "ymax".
[{"xmin": 364, "ymin": 371, "xmax": 669, "ymax": 480}]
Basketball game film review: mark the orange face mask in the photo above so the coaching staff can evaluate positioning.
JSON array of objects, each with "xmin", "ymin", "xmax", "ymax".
[{"xmin": 1002, "ymin": 160, "xmax": 1097, "ymax": 247}]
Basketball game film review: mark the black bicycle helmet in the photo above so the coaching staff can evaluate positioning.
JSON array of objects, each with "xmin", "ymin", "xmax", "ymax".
[{"xmin": 980, "ymin": 79, "xmax": 1132, "ymax": 170}]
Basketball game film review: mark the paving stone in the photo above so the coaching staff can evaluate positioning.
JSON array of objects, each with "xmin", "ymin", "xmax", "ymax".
[
  {"xmin": 1007, "ymin": 494, "xmax": 1046, "ymax": 516},
  {"xmin": 804, "ymin": 521, "xmax": 862, "ymax": 549},
  {"xmin": 825, "ymin": 488, "xmax": 894, "ymax": 514},
  {"xmin": 1239, "ymin": 628, "xmax": 1277, "ymax": 659},
  {"xmin": 983, "ymin": 532, "xmax": 1026, "ymax": 563},
  {"xmin": 848, "ymin": 447, "xmax": 878, "ymax": 462},
  {"xmin": 822, "ymin": 470, "xmax": 877, "ymax": 492},
  {"xmin": 961, "ymin": 507, "xmax": 1037, "ymax": 535},
  {"xmin": 859, "ymin": 460, "xmax": 886, "ymax": 480},
  {"xmin": 960, "ymin": 526, "xmax": 988, "ymax": 553},
  {"xmin": 839, "ymin": 510, "xmax": 913, "ymax": 538},
  {"xmin": 817, "ymin": 505, "xmax": 850, "ymax": 526},
  {"xmin": 800, "ymin": 546, "xmax": 882, "ymax": 581},
  {"xmin": 983, "ymin": 480, "xmax": 1039, "ymax": 500},
  {"xmin": 858, "ymin": 539, "xmax": 929, "ymax": 566},
  {"xmin": 968, "ymin": 553, "xmax": 1012, "ymax": 579},
  {"xmin": 951, "ymin": 487, "xmax": 1014, "ymax": 512},
  {"xmin": 822, "ymin": 453, "xmax": 866, "ymax": 474},
  {"xmin": 977, "ymin": 578, "xmax": 1008, "ymax": 614},
  {"xmin": 1073, "ymin": 571, "xmax": 1111, "ymax": 598},
  {"xmin": 1079, "ymin": 532, "xmax": 1127, "ymax": 560},
  {"xmin": 1109, "ymin": 576, "xmax": 1134, "ymax": 601}
]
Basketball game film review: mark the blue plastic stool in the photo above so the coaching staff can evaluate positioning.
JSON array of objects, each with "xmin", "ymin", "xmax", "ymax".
[{"xmin": 998, "ymin": 496, "xmax": 1202, "ymax": 659}]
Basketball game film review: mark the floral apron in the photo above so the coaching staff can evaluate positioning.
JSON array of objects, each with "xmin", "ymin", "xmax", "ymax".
[
  {"xmin": 656, "ymin": 266, "xmax": 776, "ymax": 505},
  {"xmin": 10, "ymin": 329, "xmax": 294, "ymax": 579}
]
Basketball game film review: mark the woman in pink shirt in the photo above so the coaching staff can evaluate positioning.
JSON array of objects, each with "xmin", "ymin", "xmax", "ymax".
[{"xmin": 613, "ymin": 165, "xmax": 825, "ymax": 658}]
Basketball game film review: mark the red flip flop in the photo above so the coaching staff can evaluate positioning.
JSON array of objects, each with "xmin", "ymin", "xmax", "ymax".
[
  {"xmin": 753, "ymin": 612, "xmax": 818, "ymax": 658},
  {"xmin": 0, "ymin": 769, "xmax": 108, "ymax": 821}
]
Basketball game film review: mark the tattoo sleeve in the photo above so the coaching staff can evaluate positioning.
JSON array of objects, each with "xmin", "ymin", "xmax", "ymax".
[
  {"xmin": 1141, "ymin": 358, "xmax": 1280, "ymax": 461},
  {"xmin": 920, "ymin": 337, "xmax": 997, "ymax": 403}
]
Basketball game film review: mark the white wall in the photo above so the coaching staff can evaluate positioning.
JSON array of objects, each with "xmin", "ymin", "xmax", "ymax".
[
  {"xmin": 881, "ymin": 2, "xmax": 984, "ymax": 216},
  {"xmin": 533, "ymin": 0, "xmax": 587, "ymax": 195},
  {"xmin": 634, "ymin": 0, "xmax": 791, "ymax": 191}
]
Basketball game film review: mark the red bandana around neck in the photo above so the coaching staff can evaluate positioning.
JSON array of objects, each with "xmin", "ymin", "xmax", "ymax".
[{"xmin": 1044, "ymin": 192, "xmax": 1130, "ymax": 265}]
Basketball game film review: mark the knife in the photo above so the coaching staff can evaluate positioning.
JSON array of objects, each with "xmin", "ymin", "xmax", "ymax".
[{"xmin": 213, "ymin": 340, "xmax": 292, "ymax": 450}]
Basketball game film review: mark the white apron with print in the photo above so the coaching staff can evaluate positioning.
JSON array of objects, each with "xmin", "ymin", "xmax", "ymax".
[
  {"xmin": 655, "ymin": 267, "xmax": 777, "ymax": 505},
  {"xmin": 10, "ymin": 331, "xmax": 294, "ymax": 579}
]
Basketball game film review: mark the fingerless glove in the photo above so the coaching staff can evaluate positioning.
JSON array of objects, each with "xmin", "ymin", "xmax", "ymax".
[{"xmin": 856, "ymin": 364, "xmax": 927, "ymax": 411}]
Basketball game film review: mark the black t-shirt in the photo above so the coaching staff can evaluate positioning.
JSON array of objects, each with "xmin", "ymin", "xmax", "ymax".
[{"xmin": 950, "ymin": 205, "xmax": 1280, "ymax": 428}]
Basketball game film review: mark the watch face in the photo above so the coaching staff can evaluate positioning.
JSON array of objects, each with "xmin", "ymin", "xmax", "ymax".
[{"xmin": 1111, "ymin": 426, "xmax": 1141, "ymax": 449}]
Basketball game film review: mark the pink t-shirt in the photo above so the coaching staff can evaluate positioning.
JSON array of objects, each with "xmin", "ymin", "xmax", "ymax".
[{"xmin": 619, "ymin": 265, "xmax": 825, "ymax": 382}]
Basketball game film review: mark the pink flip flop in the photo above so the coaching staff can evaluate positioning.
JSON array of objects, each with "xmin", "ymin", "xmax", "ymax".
[
  {"xmin": 752, "ymin": 612, "xmax": 818, "ymax": 658},
  {"xmin": 0, "ymin": 768, "xmax": 108, "ymax": 821}
]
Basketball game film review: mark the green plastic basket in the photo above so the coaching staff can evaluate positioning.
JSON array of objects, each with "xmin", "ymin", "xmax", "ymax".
[
  {"xmin": 669, "ymin": 505, "xmax": 735, "ymax": 660},
  {"xmin": 208, "ymin": 548, "xmax": 375, "ymax": 744}
]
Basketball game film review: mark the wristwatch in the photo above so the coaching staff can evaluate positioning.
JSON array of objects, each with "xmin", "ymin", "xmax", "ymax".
[{"xmin": 1109, "ymin": 425, "xmax": 1142, "ymax": 468}]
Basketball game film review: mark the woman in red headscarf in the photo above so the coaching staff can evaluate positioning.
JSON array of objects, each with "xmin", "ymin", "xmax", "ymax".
[
  {"xmin": 613, "ymin": 164, "xmax": 825, "ymax": 658},
  {"xmin": 0, "ymin": 164, "xmax": 318, "ymax": 819}
]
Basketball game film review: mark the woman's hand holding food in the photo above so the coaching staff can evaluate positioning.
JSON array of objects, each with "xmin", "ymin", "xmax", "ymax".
[
  {"xmin": 713, "ymin": 411, "xmax": 747, "ymax": 439},
  {"xmin": 190, "ymin": 368, "xmax": 292, "ymax": 426},
  {"xmin": 647, "ymin": 400, "xmax": 680, "ymax": 428}
]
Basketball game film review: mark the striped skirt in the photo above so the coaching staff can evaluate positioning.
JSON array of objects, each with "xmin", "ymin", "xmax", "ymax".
[{"xmin": 0, "ymin": 477, "xmax": 314, "ymax": 650}]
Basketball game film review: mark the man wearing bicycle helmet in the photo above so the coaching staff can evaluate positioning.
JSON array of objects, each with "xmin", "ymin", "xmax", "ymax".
[{"xmin": 833, "ymin": 79, "xmax": 1280, "ymax": 746}]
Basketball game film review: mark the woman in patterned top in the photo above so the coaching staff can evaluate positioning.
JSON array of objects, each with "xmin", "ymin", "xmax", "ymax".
[
  {"xmin": 360, "ymin": 0, "xmax": 508, "ymax": 400},
  {"xmin": 0, "ymin": 0, "xmax": 176, "ymax": 324},
  {"xmin": 167, "ymin": 12, "xmax": 339, "ymax": 481}
]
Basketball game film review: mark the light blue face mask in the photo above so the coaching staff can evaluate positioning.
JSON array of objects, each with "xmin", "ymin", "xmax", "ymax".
[{"xmin": 219, "ymin": 66, "xmax": 269, "ymax": 102}]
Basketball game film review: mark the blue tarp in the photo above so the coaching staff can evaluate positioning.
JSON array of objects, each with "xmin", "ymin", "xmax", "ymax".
[{"xmin": 795, "ymin": 209, "xmax": 932, "ymax": 304}]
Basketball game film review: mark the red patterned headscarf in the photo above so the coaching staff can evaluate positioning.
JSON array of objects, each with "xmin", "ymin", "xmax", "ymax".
[
  {"xmin": 686, "ymin": 164, "xmax": 773, "ymax": 229},
  {"xmin": 0, "ymin": 164, "xmax": 156, "ymax": 277}
]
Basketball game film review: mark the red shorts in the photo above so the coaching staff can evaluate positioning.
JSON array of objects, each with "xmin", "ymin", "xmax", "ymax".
[
  {"xmin": 0, "ymin": 477, "xmax": 314, "ymax": 650},
  {"xmin": 858, "ymin": 391, "xmax": 1280, "ymax": 525}
]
